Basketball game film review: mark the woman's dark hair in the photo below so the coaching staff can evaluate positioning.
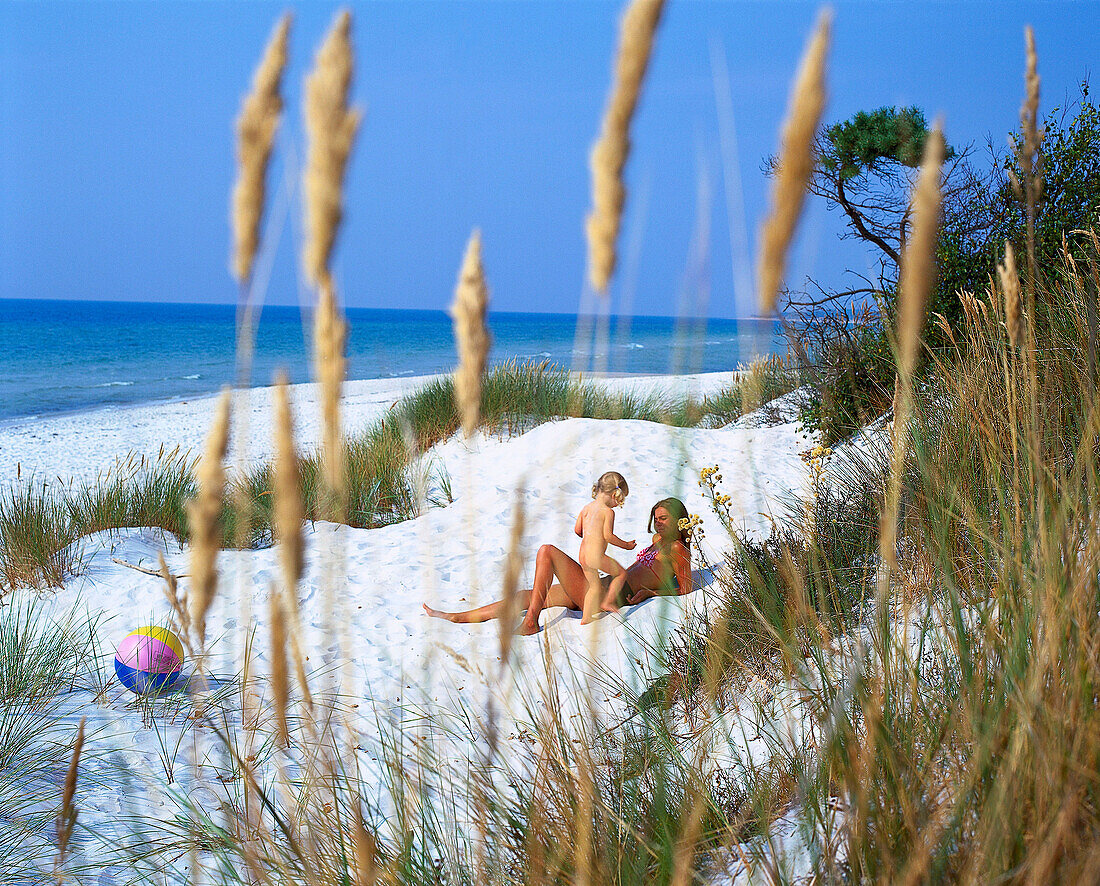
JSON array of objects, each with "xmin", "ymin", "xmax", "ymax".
[{"xmin": 648, "ymin": 497, "xmax": 690, "ymax": 548}]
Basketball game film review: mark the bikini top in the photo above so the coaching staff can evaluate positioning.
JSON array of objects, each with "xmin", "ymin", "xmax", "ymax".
[{"xmin": 634, "ymin": 543, "xmax": 679, "ymax": 591}]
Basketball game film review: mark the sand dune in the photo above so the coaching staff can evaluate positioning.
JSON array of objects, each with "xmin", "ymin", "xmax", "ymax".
[{"xmin": 9, "ymin": 371, "xmax": 813, "ymax": 880}]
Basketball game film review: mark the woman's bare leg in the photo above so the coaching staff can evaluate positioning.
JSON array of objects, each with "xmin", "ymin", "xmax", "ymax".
[
  {"xmin": 423, "ymin": 595, "xmax": 521, "ymax": 624},
  {"xmin": 423, "ymin": 554, "xmax": 584, "ymax": 625},
  {"xmin": 425, "ymin": 545, "xmax": 587, "ymax": 632},
  {"xmin": 423, "ymin": 583, "xmax": 584, "ymax": 625},
  {"xmin": 518, "ymin": 544, "xmax": 587, "ymax": 635}
]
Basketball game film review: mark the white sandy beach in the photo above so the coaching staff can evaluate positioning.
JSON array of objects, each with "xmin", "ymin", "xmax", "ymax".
[
  {"xmin": 7, "ymin": 370, "xmax": 820, "ymax": 882},
  {"xmin": 0, "ymin": 370, "xmax": 745, "ymax": 486}
]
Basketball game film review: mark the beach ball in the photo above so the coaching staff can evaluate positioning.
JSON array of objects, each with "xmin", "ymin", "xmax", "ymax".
[{"xmin": 114, "ymin": 626, "xmax": 185, "ymax": 695}]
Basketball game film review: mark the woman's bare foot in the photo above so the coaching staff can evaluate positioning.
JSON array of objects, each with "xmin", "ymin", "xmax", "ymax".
[
  {"xmin": 600, "ymin": 597, "xmax": 621, "ymax": 615},
  {"xmin": 422, "ymin": 603, "xmax": 457, "ymax": 622},
  {"xmin": 516, "ymin": 619, "xmax": 541, "ymax": 635},
  {"xmin": 580, "ymin": 614, "xmax": 596, "ymax": 625}
]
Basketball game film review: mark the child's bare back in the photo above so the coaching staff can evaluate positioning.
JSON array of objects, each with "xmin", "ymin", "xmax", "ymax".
[{"xmin": 578, "ymin": 500, "xmax": 615, "ymax": 567}]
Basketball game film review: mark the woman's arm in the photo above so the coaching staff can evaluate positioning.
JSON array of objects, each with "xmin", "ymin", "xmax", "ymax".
[{"xmin": 671, "ymin": 541, "xmax": 692, "ymax": 596}]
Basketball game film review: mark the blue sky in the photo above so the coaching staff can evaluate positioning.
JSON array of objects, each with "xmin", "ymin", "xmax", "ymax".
[{"xmin": 1, "ymin": 1, "xmax": 1097, "ymax": 319}]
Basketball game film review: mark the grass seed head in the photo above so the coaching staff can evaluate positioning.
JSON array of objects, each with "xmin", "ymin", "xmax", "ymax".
[
  {"xmin": 303, "ymin": 9, "xmax": 362, "ymax": 291},
  {"xmin": 187, "ymin": 389, "xmax": 231, "ymax": 649},
  {"xmin": 1020, "ymin": 26, "xmax": 1043, "ymax": 180},
  {"xmin": 314, "ymin": 280, "xmax": 348, "ymax": 518},
  {"xmin": 232, "ymin": 14, "xmax": 290, "ymax": 284},
  {"xmin": 585, "ymin": 0, "xmax": 666, "ymax": 294},
  {"xmin": 353, "ymin": 812, "xmax": 379, "ymax": 885},
  {"xmin": 269, "ymin": 585, "xmax": 290, "ymax": 748},
  {"xmin": 159, "ymin": 551, "xmax": 193, "ymax": 655},
  {"xmin": 451, "ymin": 229, "xmax": 492, "ymax": 437},
  {"xmin": 54, "ymin": 716, "xmax": 86, "ymax": 880},
  {"xmin": 271, "ymin": 373, "xmax": 314, "ymax": 711},
  {"xmin": 273, "ymin": 373, "xmax": 304, "ymax": 587},
  {"xmin": 881, "ymin": 125, "xmax": 943, "ymax": 572},
  {"xmin": 757, "ymin": 10, "xmax": 831, "ymax": 314},
  {"xmin": 301, "ymin": 10, "xmax": 356, "ymax": 517},
  {"xmin": 497, "ymin": 493, "xmax": 526, "ymax": 663},
  {"xmin": 999, "ymin": 240, "xmax": 1022, "ymax": 349},
  {"xmin": 897, "ymin": 124, "xmax": 945, "ymax": 381}
]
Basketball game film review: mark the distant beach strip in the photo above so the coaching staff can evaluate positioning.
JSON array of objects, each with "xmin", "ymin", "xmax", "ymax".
[
  {"xmin": 0, "ymin": 298, "xmax": 782, "ymax": 421},
  {"xmin": 0, "ymin": 370, "xmax": 750, "ymax": 488}
]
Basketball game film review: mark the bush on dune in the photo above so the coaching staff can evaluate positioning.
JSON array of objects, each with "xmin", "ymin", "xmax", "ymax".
[
  {"xmin": 792, "ymin": 304, "xmax": 895, "ymax": 446},
  {"xmin": 793, "ymin": 88, "xmax": 1100, "ymax": 447}
]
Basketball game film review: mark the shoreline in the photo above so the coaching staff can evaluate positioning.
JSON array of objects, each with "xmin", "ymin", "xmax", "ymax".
[
  {"xmin": 0, "ymin": 368, "xmax": 745, "ymax": 488},
  {"xmin": 0, "ymin": 365, "xmax": 750, "ymax": 427}
]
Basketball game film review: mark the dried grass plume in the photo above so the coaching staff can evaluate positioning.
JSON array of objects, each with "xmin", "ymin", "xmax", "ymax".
[
  {"xmin": 1018, "ymin": 27, "xmax": 1043, "ymax": 189},
  {"xmin": 302, "ymin": 11, "xmax": 358, "ymax": 519},
  {"xmin": 187, "ymin": 390, "xmax": 231, "ymax": 649},
  {"xmin": 314, "ymin": 282, "xmax": 348, "ymax": 518},
  {"xmin": 232, "ymin": 14, "xmax": 290, "ymax": 284},
  {"xmin": 896, "ymin": 124, "xmax": 945, "ymax": 380},
  {"xmin": 757, "ymin": 10, "xmax": 831, "ymax": 314},
  {"xmin": 1015, "ymin": 26, "xmax": 1045, "ymax": 366},
  {"xmin": 272, "ymin": 374, "xmax": 313, "ymax": 710},
  {"xmin": 273, "ymin": 373, "xmax": 304, "ymax": 588},
  {"xmin": 54, "ymin": 716, "xmax": 85, "ymax": 881},
  {"xmin": 497, "ymin": 494, "xmax": 526, "ymax": 663},
  {"xmin": 880, "ymin": 125, "xmax": 944, "ymax": 571},
  {"xmin": 269, "ymin": 587, "xmax": 290, "ymax": 747},
  {"xmin": 159, "ymin": 552, "xmax": 193, "ymax": 655},
  {"xmin": 585, "ymin": 0, "xmax": 666, "ymax": 295},
  {"xmin": 998, "ymin": 240, "xmax": 1022, "ymax": 349},
  {"xmin": 303, "ymin": 10, "xmax": 362, "ymax": 291},
  {"xmin": 451, "ymin": 230, "xmax": 491, "ymax": 438}
]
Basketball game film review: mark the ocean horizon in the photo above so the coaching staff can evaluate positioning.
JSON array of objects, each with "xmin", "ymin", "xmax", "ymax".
[{"xmin": 0, "ymin": 298, "xmax": 784, "ymax": 422}]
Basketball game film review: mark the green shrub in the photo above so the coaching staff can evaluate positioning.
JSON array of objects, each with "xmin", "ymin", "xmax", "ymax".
[{"xmin": 793, "ymin": 306, "xmax": 895, "ymax": 445}]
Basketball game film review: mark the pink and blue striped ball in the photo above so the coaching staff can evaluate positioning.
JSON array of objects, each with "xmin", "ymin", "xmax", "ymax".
[{"xmin": 114, "ymin": 626, "xmax": 185, "ymax": 695}]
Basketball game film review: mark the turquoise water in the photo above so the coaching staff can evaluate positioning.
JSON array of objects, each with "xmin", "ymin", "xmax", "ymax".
[{"xmin": 0, "ymin": 299, "xmax": 784, "ymax": 420}]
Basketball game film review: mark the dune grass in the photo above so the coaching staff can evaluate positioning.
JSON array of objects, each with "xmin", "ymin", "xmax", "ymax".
[
  {"xmin": 0, "ymin": 602, "xmax": 99, "ymax": 884},
  {"xmin": 695, "ymin": 353, "xmax": 799, "ymax": 428},
  {"xmin": 629, "ymin": 241, "xmax": 1100, "ymax": 880},
  {"xmin": 67, "ymin": 449, "xmax": 196, "ymax": 541},
  {"xmin": 0, "ymin": 481, "xmax": 80, "ymax": 592},
  {"xmin": 807, "ymin": 246, "xmax": 1100, "ymax": 880}
]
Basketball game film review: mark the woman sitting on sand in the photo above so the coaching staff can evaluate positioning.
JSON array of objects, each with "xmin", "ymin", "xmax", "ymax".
[{"xmin": 423, "ymin": 497, "xmax": 693, "ymax": 634}]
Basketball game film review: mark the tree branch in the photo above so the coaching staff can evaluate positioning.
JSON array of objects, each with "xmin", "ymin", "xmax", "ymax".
[{"xmin": 836, "ymin": 176, "xmax": 902, "ymax": 267}]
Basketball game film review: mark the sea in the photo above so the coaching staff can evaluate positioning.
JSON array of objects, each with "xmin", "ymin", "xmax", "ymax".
[{"xmin": 0, "ymin": 299, "xmax": 785, "ymax": 422}]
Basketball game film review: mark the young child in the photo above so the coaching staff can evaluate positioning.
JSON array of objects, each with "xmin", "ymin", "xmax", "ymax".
[{"xmin": 576, "ymin": 471, "xmax": 636, "ymax": 624}]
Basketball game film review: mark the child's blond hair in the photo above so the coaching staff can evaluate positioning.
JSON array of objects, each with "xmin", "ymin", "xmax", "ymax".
[{"xmin": 592, "ymin": 471, "xmax": 629, "ymax": 505}]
